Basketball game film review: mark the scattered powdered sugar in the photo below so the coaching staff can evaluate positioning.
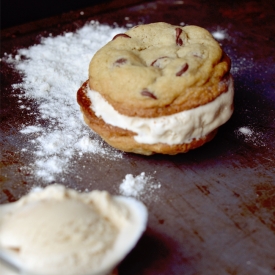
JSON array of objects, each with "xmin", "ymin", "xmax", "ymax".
[
  {"xmin": 4, "ymin": 21, "xmax": 127, "ymax": 182},
  {"xmin": 235, "ymin": 126, "xmax": 266, "ymax": 147},
  {"xmin": 212, "ymin": 30, "xmax": 226, "ymax": 40},
  {"xmin": 20, "ymin": 125, "xmax": 43, "ymax": 134},
  {"xmin": 119, "ymin": 172, "xmax": 161, "ymax": 199},
  {"xmin": 211, "ymin": 28, "xmax": 229, "ymax": 41},
  {"xmin": 230, "ymin": 56, "xmax": 254, "ymax": 75},
  {"xmin": 238, "ymin": 127, "xmax": 253, "ymax": 136}
]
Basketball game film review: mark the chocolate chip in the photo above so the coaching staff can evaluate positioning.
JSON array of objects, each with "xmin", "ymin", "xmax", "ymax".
[
  {"xmin": 175, "ymin": 28, "xmax": 183, "ymax": 46},
  {"xmin": 151, "ymin": 56, "xmax": 168, "ymax": 67},
  {"xmin": 176, "ymin": 63, "xmax": 189, "ymax": 76},
  {"xmin": 193, "ymin": 53, "xmax": 203, "ymax": 58},
  {"xmin": 141, "ymin": 89, "xmax": 157, "ymax": 100},
  {"xmin": 112, "ymin": 33, "xmax": 131, "ymax": 40},
  {"xmin": 114, "ymin": 58, "xmax": 127, "ymax": 66}
]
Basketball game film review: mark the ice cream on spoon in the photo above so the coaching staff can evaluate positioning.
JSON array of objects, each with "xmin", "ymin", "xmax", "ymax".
[{"xmin": 0, "ymin": 184, "xmax": 148, "ymax": 275}]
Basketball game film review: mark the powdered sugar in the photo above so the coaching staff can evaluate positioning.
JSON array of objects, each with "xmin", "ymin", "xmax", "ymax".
[
  {"xmin": 119, "ymin": 172, "xmax": 161, "ymax": 199},
  {"xmin": 238, "ymin": 127, "xmax": 253, "ymax": 136},
  {"xmin": 230, "ymin": 56, "xmax": 254, "ymax": 75},
  {"xmin": 211, "ymin": 27, "xmax": 230, "ymax": 41},
  {"xmin": 20, "ymin": 126, "xmax": 43, "ymax": 134},
  {"xmin": 4, "ymin": 22, "xmax": 126, "ymax": 182},
  {"xmin": 212, "ymin": 30, "xmax": 226, "ymax": 40},
  {"xmin": 235, "ymin": 126, "xmax": 266, "ymax": 147}
]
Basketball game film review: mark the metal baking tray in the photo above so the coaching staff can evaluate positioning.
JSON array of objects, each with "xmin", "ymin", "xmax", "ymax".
[{"xmin": 1, "ymin": 0, "xmax": 275, "ymax": 274}]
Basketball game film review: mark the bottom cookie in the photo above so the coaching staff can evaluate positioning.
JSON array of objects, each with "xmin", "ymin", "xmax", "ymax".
[
  {"xmin": 82, "ymin": 109, "xmax": 217, "ymax": 155},
  {"xmin": 78, "ymin": 81, "xmax": 218, "ymax": 155}
]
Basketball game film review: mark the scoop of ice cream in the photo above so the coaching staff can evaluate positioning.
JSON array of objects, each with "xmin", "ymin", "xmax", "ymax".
[{"xmin": 0, "ymin": 185, "xmax": 148, "ymax": 275}]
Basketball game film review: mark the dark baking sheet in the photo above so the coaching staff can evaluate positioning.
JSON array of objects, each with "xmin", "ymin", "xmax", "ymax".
[{"xmin": 1, "ymin": 0, "xmax": 275, "ymax": 274}]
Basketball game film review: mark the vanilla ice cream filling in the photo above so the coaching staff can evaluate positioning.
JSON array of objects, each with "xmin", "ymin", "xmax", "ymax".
[{"xmin": 87, "ymin": 77, "xmax": 234, "ymax": 145}]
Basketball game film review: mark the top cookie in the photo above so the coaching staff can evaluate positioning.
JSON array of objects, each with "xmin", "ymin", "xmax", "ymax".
[{"xmin": 89, "ymin": 22, "xmax": 231, "ymax": 118}]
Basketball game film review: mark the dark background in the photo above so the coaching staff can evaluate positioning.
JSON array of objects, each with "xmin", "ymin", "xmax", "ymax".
[{"xmin": 1, "ymin": 0, "xmax": 108, "ymax": 29}]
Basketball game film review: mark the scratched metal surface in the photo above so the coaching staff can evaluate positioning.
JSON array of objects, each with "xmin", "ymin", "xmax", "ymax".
[{"xmin": 1, "ymin": 0, "xmax": 275, "ymax": 274}]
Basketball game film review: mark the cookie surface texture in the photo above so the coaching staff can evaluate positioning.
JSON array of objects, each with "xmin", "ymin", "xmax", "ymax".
[{"xmin": 78, "ymin": 22, "xmax": 234, "ymax": 155}]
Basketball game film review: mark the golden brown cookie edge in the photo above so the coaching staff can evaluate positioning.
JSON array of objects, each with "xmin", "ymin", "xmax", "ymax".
[{"xmin": 77, "ymin": 81, "xmax": 218, "ymax": 155}]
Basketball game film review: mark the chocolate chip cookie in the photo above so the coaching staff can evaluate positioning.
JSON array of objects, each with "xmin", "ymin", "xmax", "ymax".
[{"xmin": 77, "ymin": 22, "xmax": 234, "ymax": 155}]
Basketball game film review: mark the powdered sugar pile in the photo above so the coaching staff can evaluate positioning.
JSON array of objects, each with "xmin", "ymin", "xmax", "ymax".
[
  {"xmin": 4, "ymin": 21, "xmax": 126, "ymax": 182},
  {"xmin": 119, "ymin": 172, "xmax": 161, "ymax": 199}
]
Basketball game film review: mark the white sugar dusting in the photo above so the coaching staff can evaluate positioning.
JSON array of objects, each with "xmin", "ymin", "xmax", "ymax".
[
  {"xmin": 20, "ymin": 126, "xmax": 43, "ymax": 134},
  {"xmin": 238, "ymin": 127, "xmax": 253, "ymax": 136},
  {"xmin": 4, "ymin": 21, "xmax": 126, "ymax": 182},
  {"xmin": 211, "ymin": 28, "xmax": 228, "ymax": 41},
  {"xmin": 236, "ymin": 126, "xmax": 266, "ymax": 147},
  {"xmin": 212, "ymin": 31, "xmax": 226, "ymax": 40},
  {"xmin": 119, "ymin": 172, "xmax": 161, "ymax": 199}
]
